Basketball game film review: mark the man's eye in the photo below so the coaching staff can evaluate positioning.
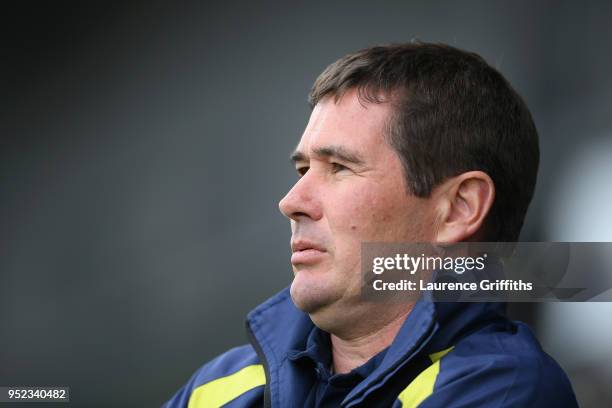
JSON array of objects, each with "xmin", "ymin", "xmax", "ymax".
[
  {"xmin": 331, "ymin": 163, "xmax": 349, "ymax": 173},
  {"xmin": 297, "ymin": 166, "xmax": 309, "ymax": 177}
]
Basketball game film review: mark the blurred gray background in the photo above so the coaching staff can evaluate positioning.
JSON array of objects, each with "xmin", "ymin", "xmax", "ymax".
[{"xmin": 2, "ymin": 1, "xmax": 612, "ymax": 406}]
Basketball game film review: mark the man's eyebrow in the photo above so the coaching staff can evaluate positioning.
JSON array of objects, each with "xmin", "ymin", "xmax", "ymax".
[
  {"xmin": 289, "ymin": 145, "xmax": 365, "ymax": 165},
  {"xmin": 290, "ymin": 151, "xmax": 307, "ymax": 164}
]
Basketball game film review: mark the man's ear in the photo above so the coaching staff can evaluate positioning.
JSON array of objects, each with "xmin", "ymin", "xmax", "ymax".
[{"xmin": 433, "ymin": 171, "xmax": 495, "ymax": 243}]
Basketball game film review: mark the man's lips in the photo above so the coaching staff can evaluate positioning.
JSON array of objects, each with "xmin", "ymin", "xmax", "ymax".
[{"xmin": 290, "ymin": 240, "xmax": 327, "ymax": 265}]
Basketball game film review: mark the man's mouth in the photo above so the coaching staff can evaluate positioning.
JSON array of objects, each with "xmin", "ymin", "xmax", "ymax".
[{"xmin": 291, "ymin": 240, "xmax": 327, "ymax": 265}]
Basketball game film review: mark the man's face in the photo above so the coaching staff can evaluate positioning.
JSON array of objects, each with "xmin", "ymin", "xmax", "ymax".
[{"xmin": 279, "ymin": 90, "xmax": 435, "ymax": 324}]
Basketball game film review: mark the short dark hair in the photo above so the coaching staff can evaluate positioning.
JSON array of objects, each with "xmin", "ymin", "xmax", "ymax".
[{"xmin": 309, "ymin": 42, "xmax": 539, "ymax": 241}]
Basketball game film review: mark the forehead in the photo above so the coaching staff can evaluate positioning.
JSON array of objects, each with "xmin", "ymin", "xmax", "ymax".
[{"xmin": 295, "ymin": 90, "xmax": 392, "ymax": 158}]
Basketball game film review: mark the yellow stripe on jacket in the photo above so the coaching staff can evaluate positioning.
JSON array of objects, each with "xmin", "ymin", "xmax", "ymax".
[
  {"xmin": 187, "ymin": 364, "xmax": 266, "ymax": 408},
  {"xmin": 397, "ymin": 346, "xmax": 454, "ymax": 408}
]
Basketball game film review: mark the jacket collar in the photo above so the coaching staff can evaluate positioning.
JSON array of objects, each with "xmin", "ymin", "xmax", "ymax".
[{"xmin": 246, "ymin": 287, "xmax": 506, "ymax": 406}]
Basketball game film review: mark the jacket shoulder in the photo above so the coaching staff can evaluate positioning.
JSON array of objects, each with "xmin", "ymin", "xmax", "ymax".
[
  {"xmin": 419, "ymin": 322, "xmax": 577, "ymax": 407},
  {"xmin": 163, "ymin": 344, "xmax": 264, "ymax": 408}
]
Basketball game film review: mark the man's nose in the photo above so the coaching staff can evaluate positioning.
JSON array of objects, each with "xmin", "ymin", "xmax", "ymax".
[{"xmin": 278, "ymin": 173, "xmax": 322, "ymax": 221}]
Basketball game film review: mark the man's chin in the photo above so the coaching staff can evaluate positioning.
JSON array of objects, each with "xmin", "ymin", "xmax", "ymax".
[{"xmin": 289, "ymin": 280, "xmax": 334, "ymax": 314}]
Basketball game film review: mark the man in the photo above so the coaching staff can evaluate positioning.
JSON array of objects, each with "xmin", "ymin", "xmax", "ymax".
[{"xmin": 164, "ymin": 42, "xmax": 578, "ymax": 407}]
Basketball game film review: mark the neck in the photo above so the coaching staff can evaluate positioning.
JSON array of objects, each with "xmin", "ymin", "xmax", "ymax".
[{"xmin": 330, "ymin": 305, "xmax": 413, "ymax": 374}]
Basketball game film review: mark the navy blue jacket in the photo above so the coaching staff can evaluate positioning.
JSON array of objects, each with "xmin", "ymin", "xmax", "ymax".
[{"xmin": 164, "ymin": 288, "xmax": 577, "ymax": 407}]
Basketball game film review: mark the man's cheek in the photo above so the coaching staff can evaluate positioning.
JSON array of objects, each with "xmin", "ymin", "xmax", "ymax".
[{"xmin": 332, "ymin": 243, "xmax": 360, "ymax": 277}]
